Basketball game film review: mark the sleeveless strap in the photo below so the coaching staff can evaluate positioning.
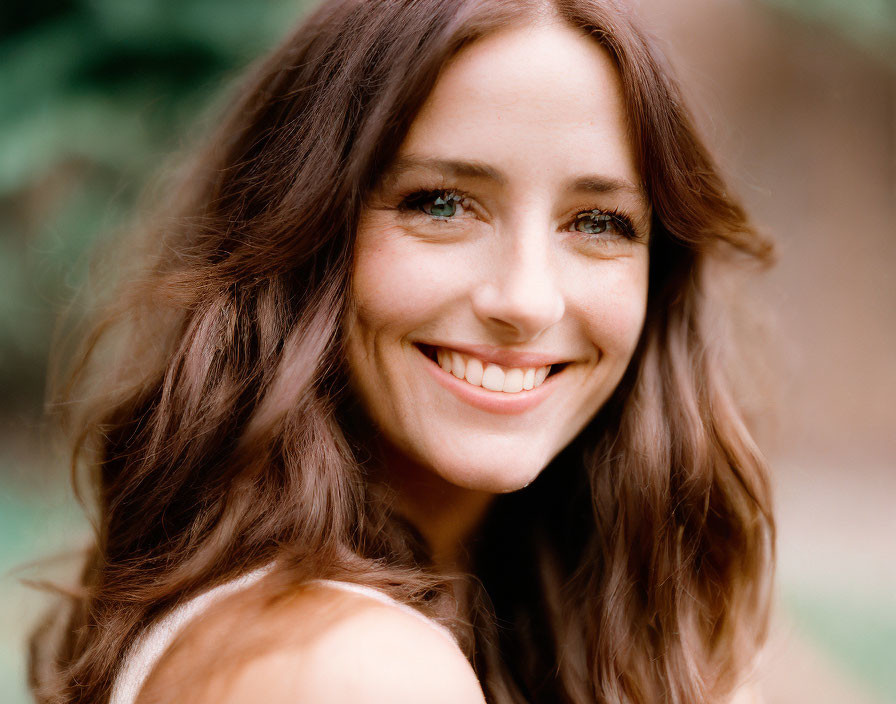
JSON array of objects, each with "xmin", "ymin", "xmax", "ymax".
[
  {"xmin": 108, "ymin": 569, "xmax": 458, "ymax": 704},
  {"xmin": 312, "ymin": 579, "xmax": 458, "ymax": 644}
]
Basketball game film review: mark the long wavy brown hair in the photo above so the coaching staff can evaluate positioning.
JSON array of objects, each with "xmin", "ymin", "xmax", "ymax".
[{"xmin": 29, "ymin": 0, "xmax": 775, "ymax": 702}]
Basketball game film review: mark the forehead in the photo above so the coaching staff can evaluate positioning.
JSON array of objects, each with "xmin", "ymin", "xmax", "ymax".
[{"xmin": 394, "ymin": 20, "xmax": 641, "ymax": 194}]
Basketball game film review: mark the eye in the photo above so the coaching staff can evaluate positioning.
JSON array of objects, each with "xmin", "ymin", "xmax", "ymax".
[
  {"xmin": 570, "ymin": 209, "xmax": 636, "ymax": 240},
  {"xmin": 398, "ymin": 189, "xmax": 471, "ymax": 220}
]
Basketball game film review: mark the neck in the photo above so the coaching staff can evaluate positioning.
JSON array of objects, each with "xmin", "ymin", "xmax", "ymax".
[{"xmin": 372, "ymin": 438, "xmax": 495, "ymax": 574}]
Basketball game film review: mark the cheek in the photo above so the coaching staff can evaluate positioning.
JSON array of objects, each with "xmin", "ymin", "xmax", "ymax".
[
  {"xmin": 349, "ymin": 223, "xmax": 472, "ymax": 335},
  {"xmin": 571, "ymin": 257, "xmax": 649, "ymax": 358}
]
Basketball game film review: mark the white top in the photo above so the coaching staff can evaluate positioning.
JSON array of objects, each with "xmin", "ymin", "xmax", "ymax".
[{"xmin": 108, "ymin": 567, "xmax": 460, "ymax": 704}]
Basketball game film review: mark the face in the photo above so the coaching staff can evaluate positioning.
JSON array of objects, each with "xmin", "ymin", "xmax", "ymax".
[{"xmin": 343, "ymin": 21, "xmax": 650, "ymax": 494}]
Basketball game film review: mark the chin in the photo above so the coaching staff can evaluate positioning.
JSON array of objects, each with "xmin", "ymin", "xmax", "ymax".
[{"xmin": 425, "ymin": 447, "xmax": 549, "ymax": 494}]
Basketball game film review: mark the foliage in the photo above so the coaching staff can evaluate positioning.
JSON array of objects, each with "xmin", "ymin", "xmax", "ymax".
[{"xmin": 0, "ymin": 0, "xmax": 305, "ymax": 416}]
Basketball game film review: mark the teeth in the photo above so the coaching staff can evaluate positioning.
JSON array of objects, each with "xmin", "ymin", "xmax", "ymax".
[
  {"xmin": 522, "ymin": 368, "xmax": 536, "ymax": 390},
  {"xmin": 502, "ymin": 368, "xmax": 524, "ymax": 393},
  {"xmin": 481, "ymin": 364, "xmax": 505, "ymax": 392},
  {"xmin": 464, "ymin": 357, "xmax": 484, "ymax": 386},
  {"xmin": 437, "ymin": 347, "xmax": 452, "ymax": 373},
  {"xmin": 430, "ymin": 346, "xmax": 553, "ymax": 394},
  {"xmin": 450, "ymin": 351, "xmax": 465, "ymax": 379}
]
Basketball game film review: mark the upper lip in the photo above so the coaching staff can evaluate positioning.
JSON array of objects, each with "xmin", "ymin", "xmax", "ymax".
[{"xmin": 417, "ymin": 341, "xmax": 571, "ymax": 369}]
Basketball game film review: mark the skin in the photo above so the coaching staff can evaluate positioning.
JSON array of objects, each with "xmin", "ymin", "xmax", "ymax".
[{"xmin": 344, "ymin": 20, "xmax": 651, "ymax": 569}]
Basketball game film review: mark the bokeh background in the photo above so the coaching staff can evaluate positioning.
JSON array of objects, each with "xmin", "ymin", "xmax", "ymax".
[{"xmin": 1, "ymin": 1, "xmax": 893, "ymax": 702}]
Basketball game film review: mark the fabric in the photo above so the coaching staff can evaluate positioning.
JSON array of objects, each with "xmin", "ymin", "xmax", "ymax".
[{"xmin": 108, "ymin": 568, "xmax": 459, "ymax": 704}]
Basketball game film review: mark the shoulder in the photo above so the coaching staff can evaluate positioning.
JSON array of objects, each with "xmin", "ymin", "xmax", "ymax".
[
  {"xmin": 226, "ymin": 584, "xmax": 484, "ymax": 704},
  {"xmin": 137, "ymin": 581, "xmax": 485, "ymax": 704}
]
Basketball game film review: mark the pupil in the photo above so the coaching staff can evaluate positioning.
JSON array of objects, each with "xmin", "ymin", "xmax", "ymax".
[
  {"xmin": 578, "ymin": 214, "xmax": 608, "ymax": 234},
  {"xmin": 429, "ymin": 195, "xmax": 456, "ymax": 218}
]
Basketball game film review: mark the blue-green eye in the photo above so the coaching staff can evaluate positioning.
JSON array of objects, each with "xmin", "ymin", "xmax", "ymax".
[
  {"xmin": 572, "ymin": 210, "xmax": 634, "ymax": 239},
  {"xmin": 400, "ymin": 189, "xmax": 468, "ymax": 220},
  {"xmin": 427, "ymin": 193, "xmax": 459, "ymax": 218}
]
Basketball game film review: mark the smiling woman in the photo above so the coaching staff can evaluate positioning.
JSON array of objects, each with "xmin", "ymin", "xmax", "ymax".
[{"xmin": 29, "ymin": 1, "xmax": 774, "ymax": 704}]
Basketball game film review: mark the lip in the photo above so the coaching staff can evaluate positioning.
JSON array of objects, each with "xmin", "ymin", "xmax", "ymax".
[
  {"xmin": 415, "ymin": 340, "xmax": 570, "ymax": 369},
  {"xmin": 415, "ymin": 344, "xmax": 563, "ymax": 415}
]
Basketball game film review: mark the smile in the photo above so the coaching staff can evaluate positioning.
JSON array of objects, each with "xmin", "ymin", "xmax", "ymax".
[
  {"xmin": 441, "ymin": 347, "xmax": 548, "ymax": 393},
  {"xmin": 415, "ymin": 343, "xmax": 570, "ymax": 414}
]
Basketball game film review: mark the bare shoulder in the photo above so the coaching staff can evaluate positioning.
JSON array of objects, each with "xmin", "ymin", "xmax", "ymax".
[
  {"xmin": 226, "ymin": 584, "xmax": 484, "ymax": 704},
  {"xmin": 137, "ymin": 581, "xmax": 485, "ymax": 704}
]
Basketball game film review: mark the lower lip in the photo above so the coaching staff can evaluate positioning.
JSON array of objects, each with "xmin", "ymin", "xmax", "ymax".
[{"xmin": 417, "ymin": 347, "xmax": 561, "ymax": 415}]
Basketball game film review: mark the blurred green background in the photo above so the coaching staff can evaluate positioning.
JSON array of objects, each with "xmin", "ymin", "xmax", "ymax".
[{"xmin": 1, "ymin": 1, "xmax": 894, "ymax": 703}]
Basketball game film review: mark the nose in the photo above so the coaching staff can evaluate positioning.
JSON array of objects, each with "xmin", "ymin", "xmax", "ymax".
[{"xmin": 470, "ymin": 228, "xmax": 565, "ymax": 342}]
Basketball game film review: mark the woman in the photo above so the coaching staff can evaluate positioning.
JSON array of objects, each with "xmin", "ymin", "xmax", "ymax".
[{"xmin": 30, "ymin": 0, "xmax": 775, "ymax": 702}]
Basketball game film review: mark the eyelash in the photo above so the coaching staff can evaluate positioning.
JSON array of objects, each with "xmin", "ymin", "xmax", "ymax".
[{"xmin": 396, "ymin": 187, "xmax": 639, "ymax": 241}]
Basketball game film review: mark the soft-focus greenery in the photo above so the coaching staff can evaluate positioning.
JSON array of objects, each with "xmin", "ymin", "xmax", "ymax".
[
  {"xmin": 1, "ymin": 479, "xmax": 85, "ymax": 704},
  {"xmin": 785, "ymin": 586, "xmax": 896, "ymax": 703},
  {"xmin": 0, "ymin": 0, "xmax": 305, "ymax": 419}
]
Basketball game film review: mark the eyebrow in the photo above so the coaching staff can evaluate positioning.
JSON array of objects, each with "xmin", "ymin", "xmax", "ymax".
[{"xmin": 383, "ymin": 155, "xmax": 648, "ymax": 208}]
